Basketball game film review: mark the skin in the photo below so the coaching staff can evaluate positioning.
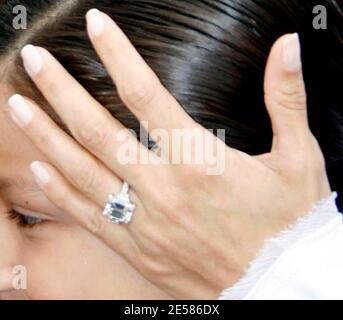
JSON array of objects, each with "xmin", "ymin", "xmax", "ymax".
[
  {"xmin": 0, "ymin": 10, "xmax": 332, "ymax": 300},
  {"xmin": 0, "ymin": 84, "xmax": 170, "ymax": 300},
  {"xmin": 4, "ymin": 10, "xmax": 331, "ymax": 300}
]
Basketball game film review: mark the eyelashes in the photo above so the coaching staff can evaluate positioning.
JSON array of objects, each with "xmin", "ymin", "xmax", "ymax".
[{"xmin": 6, "ymin": 209, "xmax": 43, "ymax": 228}]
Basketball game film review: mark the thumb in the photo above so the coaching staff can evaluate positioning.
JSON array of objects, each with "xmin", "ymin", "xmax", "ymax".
[{"xmin": 264, "ymin": 33, "xmax": 310, "ymax": 153}]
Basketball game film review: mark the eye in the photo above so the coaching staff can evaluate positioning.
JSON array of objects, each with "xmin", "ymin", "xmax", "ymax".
[
  {"xmin": 21, "ymin": 214, "xmax": 43, "ymax": 226},
  {"xmin": 6, "ymin": 209, "xmax": 44, "ymax": 228}
]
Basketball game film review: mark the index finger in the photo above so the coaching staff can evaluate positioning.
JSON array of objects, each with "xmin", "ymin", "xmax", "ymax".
[
  {"xmin": 86, "ymin": 9, "xmax": 199, "ymax": 142},
  {"xmin": 20, "ymin": 45, "xmax": 162, "ymax": 192}
]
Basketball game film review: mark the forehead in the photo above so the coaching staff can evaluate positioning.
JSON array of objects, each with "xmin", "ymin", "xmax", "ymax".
[
  {"xmin": 0, "ymin": 71, "xmax": 62, "ymax": 215},
  {"xmin": 0, "ymin": 83, "xmax": 45, "ymax": 192},
  {"xmin": 0, "ymin": 173, "xmax": 39, "ymax": 193}
]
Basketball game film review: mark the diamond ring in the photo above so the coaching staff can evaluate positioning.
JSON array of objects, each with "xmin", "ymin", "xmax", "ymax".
[{"xmin": 103, "ymin": 182, "xmax": 136, "ymax": 224}]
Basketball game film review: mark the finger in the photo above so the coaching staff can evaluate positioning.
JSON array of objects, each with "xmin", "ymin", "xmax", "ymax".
[
  {"xmin": 264, "ymin": 33, "xmax": 311, "ymax": 153},
  {"xmin": 20, "ymin": 44, "xmax": 160, "ymax": 189},
  {"xmin": 29, "ymin": 161, "xmax": 139, "ymax": 260},
  {"xmin": 86, "ymin": 9, "xmax": 199, "ymax": 146},
  {"xmin": 7, "ymin": 94, "xmax": 121, "ymax": 207}
]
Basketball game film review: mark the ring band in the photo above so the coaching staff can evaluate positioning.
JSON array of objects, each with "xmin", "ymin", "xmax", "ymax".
[{"xmin": 103, "ymin": 181, "xmax": 136, "ymax": 224}]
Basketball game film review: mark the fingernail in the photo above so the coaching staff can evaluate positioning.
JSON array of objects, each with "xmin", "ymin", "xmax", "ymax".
[
  {"xmin": 282, "ymin": 33, "xmax": 302, "ymax": 73},
  {"xmin": 8, "ymin": 94, "xmax": 33, "ymax": 127},
  {"xmin": 30, "ymin": 161, "xmax": 50, "ymax": 187},
  {"xmin": 87, "ymin": 9, "xmax": 105, "ymax": 38},
  {"xmin": 21, "ymin": 44, "xmax": 43, "ymax": 76}
]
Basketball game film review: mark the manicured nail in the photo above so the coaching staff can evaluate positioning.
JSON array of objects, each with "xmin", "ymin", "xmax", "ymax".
[
  {"xmin": 30, "ymin": 161, "xmax": 50, "ymax": 187},
  {"xmin": 8, "ymin": 94, "xmax": 33, "ymax": 127},
  {"xmin": 87, "ymin": 9, "xmax": 105, "ymax": 38},
  {"xmin": 282, "ymin": 33, "xmax": 302, "ymax": 73},
  {"xmin": 21, "ymin": 44, "xmax": 43, "ymax": 76}
]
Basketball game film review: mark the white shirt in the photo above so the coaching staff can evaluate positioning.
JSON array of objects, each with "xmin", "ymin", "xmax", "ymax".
[{"xmin": 220, "ymin": 193, "xmax": 343, "ymax": 300}]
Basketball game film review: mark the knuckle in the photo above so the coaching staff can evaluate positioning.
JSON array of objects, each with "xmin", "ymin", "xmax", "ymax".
[
  {"xmin": 41, "ymin": 80, "xmax": 58, "ymax": 97},
  {"xmin": 85, "ymin": 208, "xmax": 106, "ymax": 236},
  {"xmin": 273, "ymin": 80, "xmax": 307, "ymax": 110},
  {"xmin": 34, "ymin": 128, "xmax": 52, "ymax": 147},
  {"xmin": 154, "ymin": 190, "xmax": 185, "ymax": 223},
  {"xmin": 153, "ymin": 191, "xmax": 174, "ymax": 214},
  {"xmin": 138, "ymin": 257, "xmax": 156, "ymax": 279},
  {"xmin": 140, "ymin": 223, "xmax": 167, "ymax": 251},
  {"xmin": 72, "ymin": 162, "xmax": 100, "ymax": 195},
  {"xmin": 138, "ymin": 255, "xmax": 168, "ymax": 281},
  {"xmin": 119, "ymin": 77, "xmax": 158, "ymax": 109},
  {"xmin": 49, "ymin": 185, "xmax": 69, "ymax": 210},
  {"xmin": 138, "ymin": 222, "xmax": 156, "ymax": 242},
  {"xmin": 75, "ymin": 119, "xmax": 110, "ymax": 150}
]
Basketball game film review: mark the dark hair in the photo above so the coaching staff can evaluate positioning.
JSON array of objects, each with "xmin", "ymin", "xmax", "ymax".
[{"xmin": 0, "ymin": 0, "xmax": 342, "ymax": 210}]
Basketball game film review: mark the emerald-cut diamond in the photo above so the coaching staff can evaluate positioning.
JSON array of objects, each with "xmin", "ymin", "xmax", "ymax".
[{"xmin": 103, "ymin": 182, "xmax": 136, "ymax": 224}]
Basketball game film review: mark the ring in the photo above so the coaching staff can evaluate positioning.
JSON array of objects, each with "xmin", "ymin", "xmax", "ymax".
[{"xmin": 103, "ymin": 182, "xmax": 136, "ymax": 224}]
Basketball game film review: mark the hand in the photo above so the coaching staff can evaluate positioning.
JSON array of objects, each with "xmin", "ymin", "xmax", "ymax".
[{"xmin": 8, "ymin": 9, "xmax": 331, "ymax": 299}]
